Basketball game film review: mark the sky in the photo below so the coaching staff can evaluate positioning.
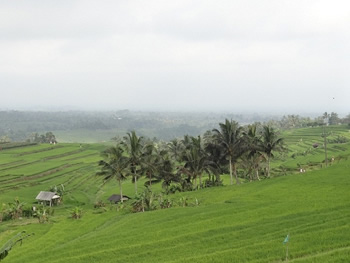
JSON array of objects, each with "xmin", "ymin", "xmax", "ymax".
[{"xmin": 1, "ymin": 0, "xmax": 349, "ymax": 114}]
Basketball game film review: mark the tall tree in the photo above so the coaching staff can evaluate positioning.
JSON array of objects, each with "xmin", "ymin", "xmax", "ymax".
[
  {"xmin": 212, "ymin": 119, "xmax": 245, "ymax": 185},
  {"xmin": 157, "ymin": 152, "xmax": 179, "ymax": 194},
  {"xmin": 179, "ymin": 136, "xmax": 217, "ymax": 189},
  {"xmin": 96, "ymin": 145, "xmax": 129, "ymax": 202},
  {"xmin": 123, "ymin": 131, "xmax": 144, "ymax": 194},
  {"xmin": 167, "ymin": 138, "xmax": 183, "ymax": 162},
  {"xmin": 259, "ymin": 125, "xmax": 285, "ymax": 177},
  {"xmin": 242, "ymin": 124, "xmax": 265, "ymax": 181},
  {"xmin": 140, "ymin": 141, "xmax": 160, "ymax": 188}
]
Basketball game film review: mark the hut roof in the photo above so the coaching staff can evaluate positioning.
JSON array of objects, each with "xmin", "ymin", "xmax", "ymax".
[
  {"xmin": 107, "ymin": 194, "xmax": 131, "ymax": 203},
  {"xmin": 36, "ymin": 191, "xmax": 58, "ymax": 201}
]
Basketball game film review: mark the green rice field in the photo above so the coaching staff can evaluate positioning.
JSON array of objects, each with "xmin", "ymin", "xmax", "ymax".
[{"xmin": 0, "ymin": 125, "xmax": 350, "ymax": 262}]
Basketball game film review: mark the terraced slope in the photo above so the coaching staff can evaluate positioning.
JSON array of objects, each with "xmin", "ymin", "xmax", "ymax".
[
  {"xmin": 1, "ymin": 159, "xmax": 349, "ymax": 263},
  {"xmin": 0, "ymin": 143, "xmax": 105, "ymax": 206},
  {"xmin": 0, "ymin": 125, "xmax": 349, "ymax": 262},
  {"xmin": 273, "ymin": 125, "xmax": 350, "ymax": 173}
]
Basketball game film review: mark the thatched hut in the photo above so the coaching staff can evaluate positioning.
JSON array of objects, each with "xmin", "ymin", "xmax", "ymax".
[{"xmin": 107, "ymin": 194, "xmax": 131, "ymax": 204}]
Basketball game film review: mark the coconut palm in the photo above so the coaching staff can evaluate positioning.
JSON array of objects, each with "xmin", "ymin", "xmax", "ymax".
[
  {"xmin": 123, "ymin": 131, "xmax": 144, "ymax": 194},
  {"xmin": 204, "ymin": 130, "xmax": 225, "ymax": 183},
  {"xmin": 259, "ymin": 125, "xmax": 285, "ymax": 177},
  {"xmin": 158, "ymin": 153, "xmax": 179, "ymax": 193},
  {"xmin": 97, "ymin": 145, "xmax": 129, "ymax": 202},
  {"xmin": 212, "ymin": 119, "xmax": 245, "ymax": 185},
  {"xmin": 141, "ymin": 142, "xmax": 160, "ymax": 188},
  {"xmin": 242, "ymin": 124, "xmax": 265, "ymax": 181},
  {"xmin": 179, "ymin": 136, "xmax": 218, "ymax": 189},
  {"xmin": 167, "ymin": 138, "xmax": 183, "ymax": 162}
]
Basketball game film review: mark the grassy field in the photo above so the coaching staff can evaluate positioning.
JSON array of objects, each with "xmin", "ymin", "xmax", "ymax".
[{"xmin": 0, "ymin": 125, "xmax": 350, "ymax": 262}]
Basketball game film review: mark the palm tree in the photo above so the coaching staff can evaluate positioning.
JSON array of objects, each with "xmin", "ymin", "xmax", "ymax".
[
  {"xmin": 123, "ymin": 131, "xmax": 144, "ymax": 194},
  {"xmin": 212, "ymin": 119, "xmax": 245, "ymax": 185},
  {"xmin": 243, "ymin": 124, "xmax": 265, "ymax": 181},
  {"xmin": 179, "ymin": 136, "xmax": 217, "ymax": 189},
  {"xmin": 140, "ymin": 142, "xmax": 159, "ymax": 188},
  {"xmin": 167, "ymin": 138, "xmax": 183, "ymax": 162},
  {"xmin": 97, "ymin": 145, "xmax": 129, "ymax": 203},
  {"xmin": 259, "ymin": 125, "xmax": 285, "ymax": 177}
]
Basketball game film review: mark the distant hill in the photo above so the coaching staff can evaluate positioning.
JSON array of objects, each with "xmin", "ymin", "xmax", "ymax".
[{"xmin": 0, "ymin": 110, "xmax": 281, "ymax": 142}]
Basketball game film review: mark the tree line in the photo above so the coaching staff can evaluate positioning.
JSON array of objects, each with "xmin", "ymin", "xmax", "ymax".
[
  {"xmin": 97, "ymin": 119, "xmax": 286, "ymax": 202},
  {"xmin": 4, "ymin": 110, "xmax": 348, "ymax": 142}
]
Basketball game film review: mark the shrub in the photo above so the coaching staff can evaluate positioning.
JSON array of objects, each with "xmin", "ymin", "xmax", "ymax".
[
  {"xmin": 94, "ymin": 200, "xmax": 106, "ymax": 209},
  {"xmin": 204, "ymin": 178, "xmax": 223, "ymax": 188},
  {"xmin": 71, "ymin": 207, "xmax": 83, "ymax": 219},
  {"xmin": 131, "ymin": 187, "xmax": 156, "ymax": 213},
  {"xmin": 6, "ymin": 198, "xmax": 25, "ymax": 220},
  {"xmin": 22, "ymin": 206, "xmax": 34, "ymax": 218},
  {"xmin": 158, "ymin": 194, "xmax": 172, "ymax": 209},
  {"xmin": 33, "ymin": 206, "xmax": 53, "ymax": 224},
  {"xmin": 178, "ymin": 196, "xmax": 188, "ymax": 207}
]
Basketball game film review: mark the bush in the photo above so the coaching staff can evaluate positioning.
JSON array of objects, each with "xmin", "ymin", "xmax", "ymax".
[
  {"xmin": 329, "ymin": 135, "xmax": 349, "ymax": 144},
  {"xmin": 22, "ymin": 206, "xmax": 34, "ymax": 218},
  {"xmin": 178, "ymin": 197, "xmax": 188, "ymax": 207},
  {"xmin": 71, "ymin": 207, "xmax": 83, "ymax": 219},
  {"xmin": 6, "ymin": 198, "xmax": 25, "ymax": 220},
  {"xmin": 158, "ymin": 194, "xmax": 172, "ymax": 209},
  {"xmin": 131, "ymin": 187, "xmax": 156, "ymax": 213},
  {"xmin": 204, "ymin": 178, "xmax": 223, "ymax": 188},
  {"xmin": 167, "ymin": 185, "xmax": 181, "ymax": 194},
  {"xmin": 94, "ymin": 200, "xmax": 106, "ymax": 209},
  {"xmin": 33, "ymin": 206, "xmax": 54, "ymax": 224}
]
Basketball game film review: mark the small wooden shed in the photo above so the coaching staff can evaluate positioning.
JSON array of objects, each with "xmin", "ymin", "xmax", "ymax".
[
  {"xmin": 36, "ymin": 191, "xmax": 60, "ymax": 206},
  {"xmin": 107, "ymin": 194, "xmax": 131, "ymax": 204}
]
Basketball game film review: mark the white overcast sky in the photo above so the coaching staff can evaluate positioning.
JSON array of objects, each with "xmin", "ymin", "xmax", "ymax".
[{"xmin": 1, "ymin": 0, "xmax": 349, "ymax": 114}]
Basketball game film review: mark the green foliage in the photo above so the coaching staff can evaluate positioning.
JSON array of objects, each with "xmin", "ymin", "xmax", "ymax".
[
  {"xmin": 93, "ymin": 200, "xmax": 106, "ymax": 209},
  {"xmin": 203, "ymin": 178, "xmax": 223, "ymax": 188},
  {"xmin": 131, "ymin": 187, "xmax": 156, "ymax": 212},
  {"xmin": 49, "ymin": 184, "xmax": 65, "ymax": 200},
  {"xmin": 71, "ymin": 207, "xmax": 83, "ymax": 219},
  {"xmin": 33, "ymin": 206, "xmax": 54, "ymax": 223},
  {"xmin": 6, "ymin": 198, "xmax": 25, "ymax": 220},
  {"xmin": 178, "ymin": 196, "xmax": 189, "ymax": 207},
  {"xmin": 329, "ymin": 135, "xmax": 349, "ymax": 144}
]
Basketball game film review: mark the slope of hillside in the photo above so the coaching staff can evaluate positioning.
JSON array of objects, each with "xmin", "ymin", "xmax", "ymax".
[
  {"xmin": 0, "ymin": 161, "xmax": 349, "ymax": 262},
  {"xmin": 1, "ymin": 126, "xmax": 350, "ymax": 262}
]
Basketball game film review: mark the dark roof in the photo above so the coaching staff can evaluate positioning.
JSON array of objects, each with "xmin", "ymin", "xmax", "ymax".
[
  {"xmin": 108, "ymin": 194, "xmax": 131, "ymax": 203},
  {"xmin": 36, "ymin": 191, "xmax": 59, "ymax": 201}
]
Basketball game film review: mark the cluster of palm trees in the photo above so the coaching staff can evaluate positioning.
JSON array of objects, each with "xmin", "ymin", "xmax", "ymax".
[{"xmin": 97, "ymin": 119, "xmax": 285, "ymax": 201}]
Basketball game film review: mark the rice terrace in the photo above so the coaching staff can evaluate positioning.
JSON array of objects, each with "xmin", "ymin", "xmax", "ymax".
[{"xmin": 0, "ymin": 114, "xmax": 350, "ymax": 263}]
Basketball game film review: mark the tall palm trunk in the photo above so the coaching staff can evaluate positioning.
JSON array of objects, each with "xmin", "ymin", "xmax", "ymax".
[
  {"xmin": 267, "ymin": 155, "xmax": 271, "ymax": 178},
  {"xmin": 255, "ymin": 168, "xmax": 260, "ymax": 181},
  {"xmin": 134, "ymin": 177, "xmax": 138, "ymax": 194},
  {"xmin": 229, "ymin": 157, "xmax": 233, "ymax": 185},
  {"xmin": 119, "ymin": 179, "xmax": 123, "ymax": 203},
  {"xmin": 233, "ymin": 163, "xmax": 240, "ymax": 185},
  {"xmin": 133, "ymin": 168, "xmax": 138, "ymax": 194}
]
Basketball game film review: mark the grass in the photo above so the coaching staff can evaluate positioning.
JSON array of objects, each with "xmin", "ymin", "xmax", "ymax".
[{"xmin": 0, "ymin": 125, "xmax": 350, "ymax": 262}]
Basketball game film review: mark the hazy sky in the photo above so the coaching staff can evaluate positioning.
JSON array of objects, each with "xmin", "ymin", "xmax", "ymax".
[{"xmin": 1, "ymin": 0, "xmax": 349, "ymax": 114}]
